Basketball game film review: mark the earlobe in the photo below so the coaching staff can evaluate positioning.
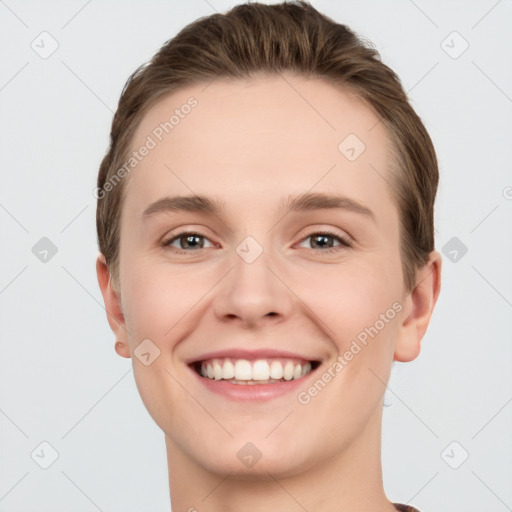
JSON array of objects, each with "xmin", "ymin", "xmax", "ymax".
[
  {"xmin": 96, "ymin": 254, "xmax": 130, "ymax": 355},
  {"xmin": 115, "ymin": 340, "xmax": 131, "ymax": 359},
  {"xmin": 394, "ymin": 251, "xmax": 442, "ymax": 362}
]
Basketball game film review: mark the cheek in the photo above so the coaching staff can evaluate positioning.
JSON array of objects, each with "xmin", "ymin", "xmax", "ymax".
[
  {"xmin": 120, "ymin": 259, "xmax": 211, "ymax": 339},
  {"xmin": 301, "ymin": 264, "xmax": 401, "ymax": 420},
  {"xmin": 297, "ymin": 259, "xmax": 401, "ymax": 346},
  {"xmin": 120, "ymin": 263, "xmax": 210, "ymax": 431}
]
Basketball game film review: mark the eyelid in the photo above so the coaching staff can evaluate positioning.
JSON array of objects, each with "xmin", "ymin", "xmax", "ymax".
[
  {"xmin": 296, "ymin": 225, "xmax": 353, "ymax": 244},
  {"xmin": 296, "ymin": 230, "xmax": 352, "ymax": 250},
  {"xmin": 161, "ymin": 228, "xmax": 217, "ymax": 248},
  {"xmin": 161, "ymin": 224, "xmax": 214, "ymax": 240}
]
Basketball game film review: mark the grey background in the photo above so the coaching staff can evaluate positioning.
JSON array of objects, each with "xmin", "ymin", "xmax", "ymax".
[{"xmin": 1, "ymin": 0, "xmax": 511, "ymax": 511}]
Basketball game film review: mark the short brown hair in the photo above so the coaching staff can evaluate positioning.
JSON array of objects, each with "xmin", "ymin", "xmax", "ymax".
[{"xmin": 96, "ymin": 0, "xmax": 438, "ymax": 293}]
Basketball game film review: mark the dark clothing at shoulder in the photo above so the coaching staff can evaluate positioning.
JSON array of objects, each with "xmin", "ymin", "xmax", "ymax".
[{"xmin": 394, "ymin": 504, "xmax": 421, "ymax": 512}]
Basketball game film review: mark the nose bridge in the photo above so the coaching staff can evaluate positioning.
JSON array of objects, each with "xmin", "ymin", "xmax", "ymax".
[{"xmin": 214, "ymin": 235, "xmax": 293, "ymax": 324}]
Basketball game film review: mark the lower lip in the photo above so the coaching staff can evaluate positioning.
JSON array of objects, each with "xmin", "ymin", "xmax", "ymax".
[{"xmin": 190, "ymin": 366, "xmax": 316, "ymax": 402}]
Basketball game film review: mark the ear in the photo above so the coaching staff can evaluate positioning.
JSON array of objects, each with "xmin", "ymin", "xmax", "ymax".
[
  {"xmin": 394, "ymin": 250, "xmax": 442, "ymax": 362},
  {"xmin": 96, "ymin": 253, "xmax": 131, "ymax": 358}
]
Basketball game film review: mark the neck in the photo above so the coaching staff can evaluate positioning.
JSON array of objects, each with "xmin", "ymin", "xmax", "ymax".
[{"xmin": 165, "ymin": 405, "xmax": 397, "ymax": 512}]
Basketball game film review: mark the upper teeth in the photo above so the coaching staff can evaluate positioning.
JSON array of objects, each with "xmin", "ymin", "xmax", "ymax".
[{"xmin": 199, "ymin": 358, "xmax": 312, "ymax": 382}]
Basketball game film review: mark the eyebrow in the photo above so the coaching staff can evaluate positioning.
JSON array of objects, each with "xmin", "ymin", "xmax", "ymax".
[{"xmin": 142, "ymin": 192, "xmax": 375, "ymax": 221}]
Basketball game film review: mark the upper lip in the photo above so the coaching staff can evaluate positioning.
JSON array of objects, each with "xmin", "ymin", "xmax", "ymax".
[{"xmin": 186, "ymin": 348, "xmax": 321, "ymax": 364}]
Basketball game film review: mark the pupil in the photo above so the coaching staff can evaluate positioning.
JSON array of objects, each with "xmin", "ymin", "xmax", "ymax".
[
  {"xmin": 313, "ymin": 234, "xmax": 332, "ymax": 248},
  {"xmin": 182, "ymin": 235, "xmax": 202, "ymax": 249}
]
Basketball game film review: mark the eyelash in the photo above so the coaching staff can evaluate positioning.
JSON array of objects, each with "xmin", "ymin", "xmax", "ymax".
[{"xmin": 161, "ymin": 230, "xmax": 352, "ymax": 255}]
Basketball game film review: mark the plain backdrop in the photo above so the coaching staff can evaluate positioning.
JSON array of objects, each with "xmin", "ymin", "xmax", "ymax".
[{"xmin": 1, "ymin": 1, "xmax": 511, "ymax": 511}]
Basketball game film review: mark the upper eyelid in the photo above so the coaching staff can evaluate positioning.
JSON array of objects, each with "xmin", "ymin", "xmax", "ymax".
[
  {"xmin": 161, "ymin": 225, "xmax": 217, "ymax": 242},
  {"xmin": 297, "ymin": 231, "xmax": 352, "ymax": 248},
  {"xmin": 162, "ymin": 231, "xmax": 215, "ymax": 246},
  {"xmin": 296, "ymin": 225, "xmax": 353, "ymax": 243}
]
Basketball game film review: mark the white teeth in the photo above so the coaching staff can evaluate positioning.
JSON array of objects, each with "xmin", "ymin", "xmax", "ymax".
[
  {"xmin": 213, "ymin": 360, "xmax": 223, "ymax": 380},
  {"xmin": 283, "ymin": 361, "xmax": 294, "ymax": 381},
  {"xmin": 234, "ymin": 359, "xmax": 252, "ymax": 380},
  {"xmin": 270, "ymin": 360, "xmax": 283, "ymax": 379},
  {"xmin": 198, "ymin": 358, "xmax": 315, "ymax": 383},
  {"xmin": 222, "ymin": 360, "xmax": 235, "ymax": 379},
  {"xmin": 252, "ymin": 360, "xmax": 270, "ymax": 380}
]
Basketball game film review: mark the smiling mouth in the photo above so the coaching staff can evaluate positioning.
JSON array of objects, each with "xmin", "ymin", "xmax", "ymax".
[{"xmin": 190, "ymin": 357, "xmax": 321, "ymax": 385}]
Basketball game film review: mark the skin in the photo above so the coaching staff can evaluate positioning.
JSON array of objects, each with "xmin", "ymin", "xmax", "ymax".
[{"xmin": 97, "ymin": 72, "xmax": 441, "ymax": 511}]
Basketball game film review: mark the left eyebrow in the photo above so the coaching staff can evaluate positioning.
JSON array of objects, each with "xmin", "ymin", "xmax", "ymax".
[{"xmin": 284, "ymin": 192, "xmax": 376, "ymax": 221}]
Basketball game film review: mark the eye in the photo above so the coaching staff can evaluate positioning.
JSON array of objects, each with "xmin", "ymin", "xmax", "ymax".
[
  {"xmin": 298, "ymin": 231, "xmax": 352, "ymax": 252},
  {"xmin": 162, "ymin": 231, "xmax": 215, "ymax": 252}
]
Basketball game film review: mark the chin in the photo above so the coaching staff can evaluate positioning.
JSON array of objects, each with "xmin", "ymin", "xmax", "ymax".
[{"xmin": 190, "ymin": 437, "xmax": 319, "ymax": 480}]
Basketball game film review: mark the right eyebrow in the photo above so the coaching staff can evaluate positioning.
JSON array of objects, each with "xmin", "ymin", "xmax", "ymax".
[{"xmin": 142, "ymin": 195, "xmax": 222, "ymax": 219}]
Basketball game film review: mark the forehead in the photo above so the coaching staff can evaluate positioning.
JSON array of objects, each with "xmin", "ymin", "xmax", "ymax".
[{"xmin": 124, "ymin": 73, "xmax": 395, "ymax": 216}]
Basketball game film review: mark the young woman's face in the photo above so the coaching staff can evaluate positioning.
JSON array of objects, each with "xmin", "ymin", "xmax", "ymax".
[{"xmin": 113, "ymin": 73, "xmax": 413, "ymax": 477}]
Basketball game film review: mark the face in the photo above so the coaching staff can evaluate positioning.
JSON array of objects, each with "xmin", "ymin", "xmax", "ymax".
[{"xmin": 107, "ymin": 73, "xmax": 420, "ymax": 478}]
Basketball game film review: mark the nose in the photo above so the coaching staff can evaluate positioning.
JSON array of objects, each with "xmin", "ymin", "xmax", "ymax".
[{"xmin": 213, "ymin": 244, "xmax": 294, "ymax": 328}]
